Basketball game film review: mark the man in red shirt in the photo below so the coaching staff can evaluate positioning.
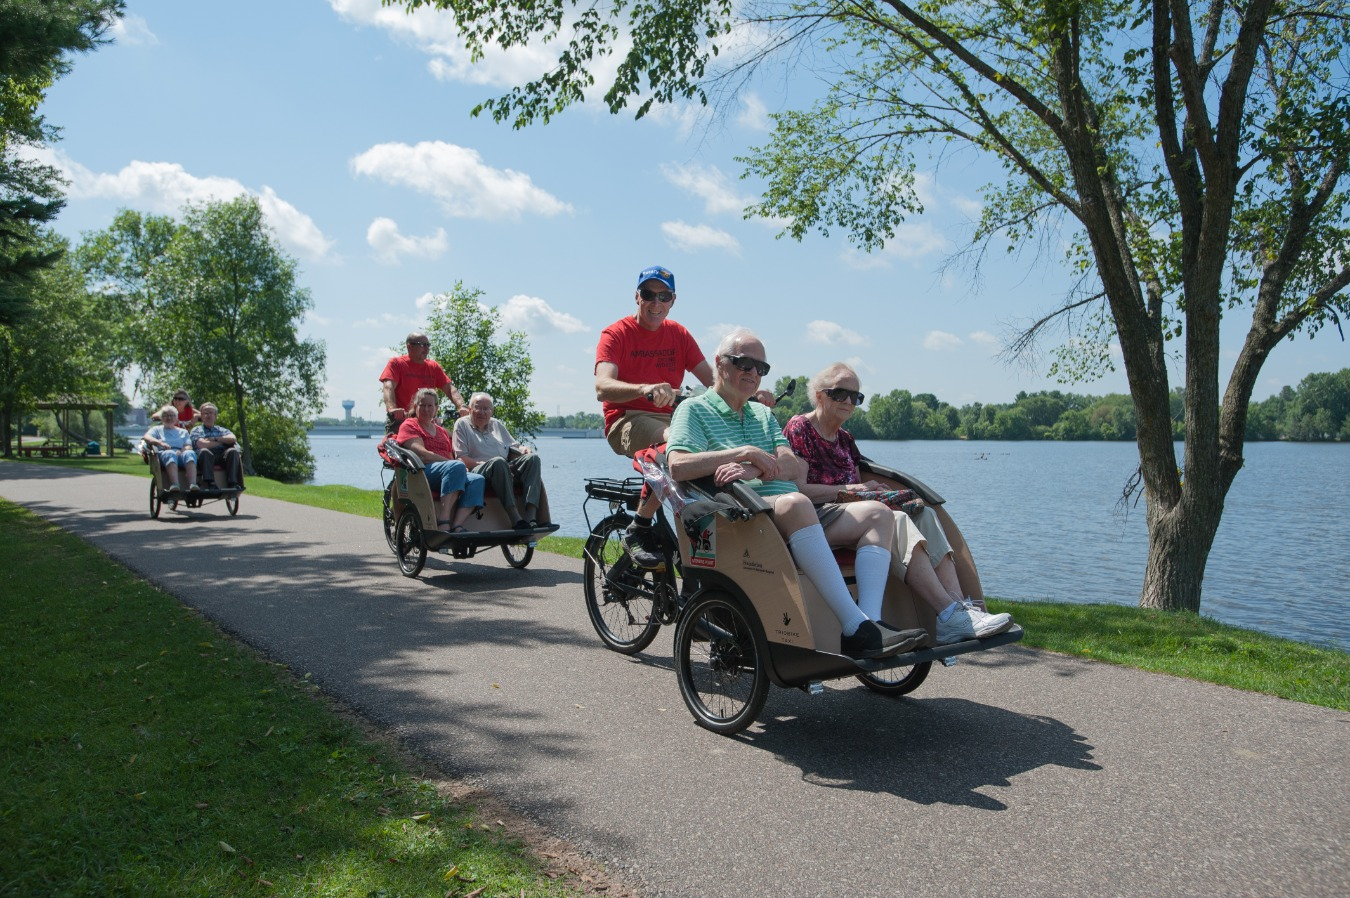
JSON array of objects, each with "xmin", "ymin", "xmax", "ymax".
[
  {"xmin": 379, "ymin": 332, "xmax": 469, "ymax": 434},
  {"xmin": 595, "ymin": 265, "xmax": 714, "ymax": 568}
]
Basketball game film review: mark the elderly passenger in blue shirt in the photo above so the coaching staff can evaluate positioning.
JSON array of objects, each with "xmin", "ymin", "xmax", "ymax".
[
  {"xmin": 189, "ymin": 402, "xmax": 244, "ymax": 490},
  {"xmin": 142, "ymin": 404, "xmax": 199, "ymax": 492}
]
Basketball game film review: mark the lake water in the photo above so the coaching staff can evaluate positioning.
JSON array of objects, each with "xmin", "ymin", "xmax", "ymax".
[{"xmin": 309, "ymin": 435, "xmax": 1349, "ymax": 651}]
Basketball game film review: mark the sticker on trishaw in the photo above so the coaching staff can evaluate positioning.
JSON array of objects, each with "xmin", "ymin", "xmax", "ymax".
[
  {"xmin": 398, "ymin": 468, "xmax": 409, "ymax": 490},
  {"xmin": 688, "ymin": 514, "xmax": 717, "ymax": 568}
]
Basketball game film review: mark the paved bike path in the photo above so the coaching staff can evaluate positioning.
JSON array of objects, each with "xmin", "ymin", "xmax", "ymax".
[{"xmin": 3, "ymin": 463, "xmax": 1347, "ymax": 898}]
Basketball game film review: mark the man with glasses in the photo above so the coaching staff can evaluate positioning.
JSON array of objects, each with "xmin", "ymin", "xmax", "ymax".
[
  {"xmin": 594, "ymin": 265, "xmax": 714, "ymax": 568},
  {"xmin": 379, "ymin": 331, "xmax": 469, "ymax": 434},
  {"xmin": 664, "ymin": 328, "xmax": 926, "ymax": 659}
]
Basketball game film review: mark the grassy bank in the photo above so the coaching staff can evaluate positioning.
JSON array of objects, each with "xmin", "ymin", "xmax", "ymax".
[
  {"xmin": 0, "ymin": 500, "xmax": 599, "ymax": 898},
  {"xmin": 8, "ymin": 453, "xmax": 1350, "ymax": 710}
]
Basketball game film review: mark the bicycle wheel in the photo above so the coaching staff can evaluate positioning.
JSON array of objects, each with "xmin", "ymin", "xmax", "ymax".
[
  {"xmin": 501, "ymin": 541, "xmax": 533, "ymax": 569},
  {"xmin": 382, "ymin": 483, "xmax": 398, "ymax": 552},
  {"xmin": 226, "ymin": 492, "xmax": 239, "ymax": 516},
  {"xmin": 395, "ymin": 508, "xmax": 427, "ymax": 578},
  {"xmin": 675, "ymin": 591, "xmax": 769, "ymax": 735},
  {"xmin": 583, "ymin": 514, "xmax": 660, "ymax": 654},
  {"xmin": 856, "ymin": 661, "xmax": 932, "ymax": 696},
  {"xmin": 149, "ymin": 478, "xmax": 162, "ymax": 519}
]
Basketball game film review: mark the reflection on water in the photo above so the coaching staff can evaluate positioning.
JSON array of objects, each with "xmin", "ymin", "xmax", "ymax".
[{"xmin": 309, "ymin": 435, "xmax": 1349, "ymax": 651}]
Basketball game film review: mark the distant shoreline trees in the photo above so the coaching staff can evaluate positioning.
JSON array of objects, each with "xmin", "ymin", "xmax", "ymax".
[{"xmin": 545, "ymin": 369, "xmax": 1350, "ymax": 443}]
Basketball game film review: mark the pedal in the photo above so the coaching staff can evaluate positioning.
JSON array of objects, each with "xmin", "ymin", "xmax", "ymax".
[
  {"xmin": 801, "ymin": 681, "xmax": 825, "ymax": 696},
  {"xmin": 940, "ymin": 655, "xmax": 958, "ymax": 667}
]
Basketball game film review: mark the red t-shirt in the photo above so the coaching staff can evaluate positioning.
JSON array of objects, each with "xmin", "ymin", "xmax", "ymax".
[
  {"xmin": 594, "ymin": 316, "xmax": 705, "ymax": 433},
  {"xmin": 379, "ymin": 356, "xmax": 452, "ymax": 412},
  {"xmin": 396, "ymin": 418, "xmax": 455, "ymax": 458}
]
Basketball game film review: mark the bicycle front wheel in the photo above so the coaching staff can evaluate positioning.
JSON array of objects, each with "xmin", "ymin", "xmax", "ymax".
[{"xmin": 583, "ymin": 514, "xmax": 661, "ymax": 654}]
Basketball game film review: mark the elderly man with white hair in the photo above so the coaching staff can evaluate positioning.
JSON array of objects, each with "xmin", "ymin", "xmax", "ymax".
[
  {"xmin": 664, "ymin": 328, "xmax": 928, "ymax": 661},
  {"xmin": 452, "ymin": 392, "xmax": 543, "ymax": 529}
]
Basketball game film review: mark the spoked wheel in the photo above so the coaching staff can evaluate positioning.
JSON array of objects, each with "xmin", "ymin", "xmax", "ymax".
[
  {"xmin": 501, "ymin": 541, "xmax": 533, "ymax": 569},
  {"xmin": 856, "ymin": 661, "xmax": 932, "ymax": 696},
  {"xmin": 149, "ymin": 479, "xmax": 162, "ymax": 519},
  {"xmin": 674, "ymin": 591, "xmax": 769, "ymax": 735},
  {"xmin": 395, "ymin": 508, "xmax": 427, "ymax": 578},
  {"xmin": 582, "ymin": 514, "xmax": 660, "ymax": 654},
  {"xmin": 226, "ymin": 492, "xmax": 240, "ymax": 516},
  {"xmin": 382, "ymin": 483, "xmax": 398, "ymax": 552}
]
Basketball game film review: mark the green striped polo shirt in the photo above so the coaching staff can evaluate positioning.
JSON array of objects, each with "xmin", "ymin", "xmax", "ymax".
[{"xmin": 666, "ymin": 389, "xmax": 798, "ymax": 497}]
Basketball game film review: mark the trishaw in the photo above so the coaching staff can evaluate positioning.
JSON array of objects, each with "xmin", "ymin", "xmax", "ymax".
[
  {"xmin": 143, "ymin": 446, "xmax": 243, "ymax": 518},
  {"xmin": 583, "ymin": 454, "xmax": 1023, "ymax": 734},
  {"xmin": 380, "ymin": 439, "xmax": 559, "ymax": 578}
]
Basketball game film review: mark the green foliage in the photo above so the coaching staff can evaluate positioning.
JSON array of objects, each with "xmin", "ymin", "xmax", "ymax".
[
  {"xmin": 0, "ymin": 235, "xmax": 118, "ymax": 453},
  {"xmin": 242, "ymin": 404, "xmax": 315, "ymax": 483},
  {"xmin": 421, "ymin": 281, "xmax": 545, "ymax": 438},
  {"xmin": 0, "ymin": 0, "xmax": 122, "ymax": 325},
  {"xmin": 78, "ymin": 197, "xmax": 327, "ymax": 477},
  {"xmin": 768, "ymin": 375, "xmax": 811, "ymax": 426}
]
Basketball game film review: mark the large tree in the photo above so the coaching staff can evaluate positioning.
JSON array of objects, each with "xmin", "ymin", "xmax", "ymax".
[
  {"xmin": 421, "ymin": 282, "xmax": 545, "ymax": 439},
  {"xmin": 394, "ymin": 0, "xmax": 1350, "ymax": 614},
  {"xmin": 159, "ymin": 196, "xmax": 326, "ymax": 480},
  {"xmin": 79, "ymin": 197, "xmax": 327, "ymax": 481},
  {"xmin": 0, "ymin": 233, "xmax": 116, "ymax": 454},
  {"xmin": 0, "ymin": 0, "xmax": 122, "ymax": 325}
]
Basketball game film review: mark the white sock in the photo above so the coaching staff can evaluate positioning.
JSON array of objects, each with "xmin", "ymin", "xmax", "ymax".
[
  {"xmin": 787, "ymin": 524, "xmax": 869, "ymax": 635},
  {"xmin": 938, "ymin": 600, "xmax": 959, "ymax": 622},
  {"xmin": 853, "ymin": 544, "xmax": 891, "ymax": 622}
]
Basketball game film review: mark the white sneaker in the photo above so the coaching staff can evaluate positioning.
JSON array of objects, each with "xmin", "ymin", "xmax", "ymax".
[
  {"xmin": 935, "ymin": 607, "xmax": 978, "ymax": 645},
  {"xmin": 961, "ymin": 599, "xmax": 1013, "ymax": 637}
]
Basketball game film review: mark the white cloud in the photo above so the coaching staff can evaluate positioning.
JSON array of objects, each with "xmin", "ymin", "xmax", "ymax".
[
  {"xmin": 354, "ymin": 311, "xmax": 420, "ymax": 331},
  {"xmin": 329, "ymin": 0, "xmax": 617, "ymax": 93},
  {"xmin": 498, "ymin": 294, "xmax": 588, "ymax": 334},
  {"xmin": 924, "ymin": 331, "xmax": 963, "ymax": 351},
  {"xmin": 366, "ymin": 217, "xmax": 449, "ymax": 264},
  {"xmin": 661, "ymin": 162, "xmax": 751, "ymax": 216},
  {"xmin": 33, "ymin": 150, "xmax": 336, "ymax": 262},
  {"xmin": 257, "ymin": 187, "xmax": 338, "ymax": 262},
  {"xmin": 839, "ymin": 222, "xmax": 953, "ymax": 269},
  {"xmin": 806, "ymin": 320, "xmax": 869, "ymax": 347},
  {"xmin": 661, "ymin": 220, "xmax": 740, "ymax": 255},
  {"xmin": 350, "ymin": 141, "xmax": 572, "ymax": 220},
  {"xmin": 969, "ymin": 330, "xmax": 999, "ymax": 346},
  {"xmin": 737, "ymin": 93, "xmax": 770, "ymax": 131},
  {"xmin": 109, "ymin": 13, "xmax": 158, "ymax": 46}
]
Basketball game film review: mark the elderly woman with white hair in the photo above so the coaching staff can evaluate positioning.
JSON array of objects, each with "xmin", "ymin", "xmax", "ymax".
[
  {"xmin": 782, "ymin": 362, "xmax": 1014, "ymax": 644},
  {"xmin": 665, "ymin": 328, "xmax": 930, "ymax": 661}
]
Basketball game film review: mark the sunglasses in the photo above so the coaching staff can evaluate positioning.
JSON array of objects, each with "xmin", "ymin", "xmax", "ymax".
[
  {"xmin": 724, "ymin": 354, "xmax": 771, "ymax": 377},
  {"xmin": 823, "ymin": 387, "xmax": 865, "ymax": 405},
  {"xmin": 638, "ymin": 289, "xmax": 675, "ymax": 303},
  {"xmin": 407, "ymin": 341, "xmax": 430, "ymax": 347}
]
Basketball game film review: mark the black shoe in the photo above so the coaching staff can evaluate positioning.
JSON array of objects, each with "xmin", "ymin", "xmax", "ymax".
[
  {"xmin": 620, "ymin": 523, "xmax": 664, "ymax": 570},
  {"xmin": 875, "ymin": 622, "xmax": 931, "ymax": 653},
  {"xmin": 227, "ymin": 482, "xmax": 243, "ymax": 491},
  {"xmin": 514, "ymin": 519, "xmax": 531, "ymax": 530},
  {"xmin": 839, "ymin": 621, "xmax": 901, "ymax": 660}
]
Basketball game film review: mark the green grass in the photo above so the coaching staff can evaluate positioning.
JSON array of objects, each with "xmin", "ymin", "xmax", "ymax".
[{"xmin": 0, "ymin": 500, "xmax": 592, "ymax": 898}]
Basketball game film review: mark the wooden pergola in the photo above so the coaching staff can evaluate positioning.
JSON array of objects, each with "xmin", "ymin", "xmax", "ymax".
[{"xmin": 10, "ymin": 396, "xmax": 120, "ymax": 458}]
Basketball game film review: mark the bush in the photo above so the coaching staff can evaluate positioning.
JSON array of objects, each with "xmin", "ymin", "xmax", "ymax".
[{"xmin": 244, "ymin": 406, "xmax": 315, "ymax": 482}]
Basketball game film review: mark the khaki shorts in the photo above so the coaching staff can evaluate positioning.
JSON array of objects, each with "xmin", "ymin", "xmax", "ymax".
[{"xmin": 605, "ymin": 411, "xmax": 672, "ymax": 458}]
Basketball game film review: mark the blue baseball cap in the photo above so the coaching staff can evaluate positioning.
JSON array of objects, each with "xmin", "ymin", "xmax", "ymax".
[{"xmin": 636, "ymin": 265, "xmax": 675, "ymax": 292}]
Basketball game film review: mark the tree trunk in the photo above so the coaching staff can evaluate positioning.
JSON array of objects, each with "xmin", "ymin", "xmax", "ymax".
[{"xmin": 1139, "ymin": 493, "xmax": 1223, "ymax": 612}]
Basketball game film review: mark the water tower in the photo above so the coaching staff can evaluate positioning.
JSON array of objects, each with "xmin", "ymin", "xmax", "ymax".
[{"xmin": 341, "ymin": 399, "xmax": 355, "ymax": 422}]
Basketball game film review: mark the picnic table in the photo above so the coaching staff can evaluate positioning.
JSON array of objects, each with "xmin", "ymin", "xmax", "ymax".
[{"xmin": 15, "ymin": 445, "xmax": 73, "ymax": 458}]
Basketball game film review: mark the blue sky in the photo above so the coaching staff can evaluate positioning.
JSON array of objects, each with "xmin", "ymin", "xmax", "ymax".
[{"xmin": 32, "ymin": 0, "xmax": 1346, "ymax": 419}]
